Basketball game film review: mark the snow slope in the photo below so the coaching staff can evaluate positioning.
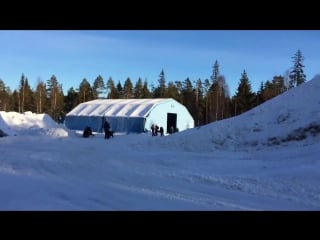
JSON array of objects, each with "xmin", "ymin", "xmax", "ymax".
[{"xmin": 158, "ymin": 74, "xmax": 320, "ymax": 152}]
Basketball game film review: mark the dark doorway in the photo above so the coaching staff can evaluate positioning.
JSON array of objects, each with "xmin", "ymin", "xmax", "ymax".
[{"xmin": 167, "ymin": 113, "xmax": 177, "ymax": 134}]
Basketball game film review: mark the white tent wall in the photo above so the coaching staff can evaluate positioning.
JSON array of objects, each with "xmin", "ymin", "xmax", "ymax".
[{"xmin": 145, "ymin": 99, "xmax": 194, "ymax": 134}]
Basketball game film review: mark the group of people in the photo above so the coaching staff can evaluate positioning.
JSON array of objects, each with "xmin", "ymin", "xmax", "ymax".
[
  {"xmin": 83, "ymin": 118, "xmax": 178, "ymax": 138},
  {"xmin": 82, "ymin": 117, "xmax": 114, "ymax": 139},
  {"xmin": 150, "ymin": 124, "xmax": 164, "ymax": 136}
]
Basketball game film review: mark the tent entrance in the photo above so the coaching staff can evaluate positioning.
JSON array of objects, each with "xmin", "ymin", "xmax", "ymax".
[{"xmin": 167, "ymin": 113, "xmax": 177, "ymax": 134}]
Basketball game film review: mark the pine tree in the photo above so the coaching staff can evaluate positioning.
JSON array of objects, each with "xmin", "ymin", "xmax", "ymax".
[
  {"xmin": 47, "ymin": 74, "xmax": 58, "ymax": 114},
  {"xmin": 116, "ymin": 81, "xmax": 123, "ymax": 98},
  {"xmin": 272, "ymin": 75, "xmax": 286, "ymax": 95},
  {"xmin": 24, "ymin": 78, "xmax": 35, "ymax": 112},
  {"xmin": 216, "ymin": 75, "xmax": 230, "ymax": 120},
  {"xmin": 194, "ymin": 78, "xmax": 205, "ymax": 126},
  {"xmin": 123, "ymin": 77, "xmax": 133, "ymax": 99},
  {"xmin": 261, "ymin": 75, "xmax": 286, "ymax": 102},
  {"xmin": 234, "ymin": 70, "xmax": 255, "ymax": 115},
  {"xmin": 18, "ymin": 75, "xmax": 34, "ymax": 113},
  {"xmin": 56, "ymin": 83, "xmax": 65, "ymax": 122},
  {"xmin": 211, "ymin": 60, "xmax": 220, "ymax": 84},
  {"xmin": 47, "ymin": 75, "xmax": 64, "ymax": 121},
  {"xmin": 134, "ymin": 77, "xmax": 144, "ymax": 98},
  {"xmin": 34, "ymin": 78, "xmax": 47, "ymax": 113},
  {"xmin": 207, "ymin": 60, "xmax": 221, "ymax": 122},
  {"xmin": 64, "ymin": 87, "xmax": 79, "ymax": 114},
  {"xmin": 142, "ymin": 79, "xmax": 152, "ymax": 98},
  {"xmin": 261, "ymin": 80, "xmax": 273, "ymax": 101},
  {"xmin": 0, "ymin": 79, "xmax": 10, "ymax": 111},
  {"xmin": 167, "ymin": 81, "xmax": 180, "ymax": 101},
  {"xmin": 106, "ymin": 77, "xmax": 117, "ymax": 99},
  {"xmin": 11, "ymin": 90, "xmax": 20, "ymax": 112},
  {"xmin": 208, "ymin": 60, "xmax": 230, "ymax": 121},
  {"xmin": 203, "ymin": 78, "xmax": 211, "ymax": 124},
  {"xmin": 181, "ymin": 78, "xmax": 194, "ymax": 118},
  {"xmin": 153, "ymin": 69, "xmax": 166, "ymax": 98},
  {"xmin": 255, "ymin": 81, "xmax": 265, "ymax": 105},
  {"xmin": 289, "ymin": 49, "xmax": 306, "ymax": 88},
  {"xmin": 18, "ymin": 74, "xmax": 26, "ymax": 113},
  {"xmin": 78, "ymin": 78, "xmax": 93, "ymax": 103},
  {"xmin": 92, "ymin": 75, "xmax": 105, "ymax": 99}
]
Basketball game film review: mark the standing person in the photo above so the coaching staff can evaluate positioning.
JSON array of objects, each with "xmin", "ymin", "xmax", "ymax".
[
  {"xmin": 159, "ymin": 126, "xmax": 164, "ymax": 136},
  {"xmin": 151, "ymin": 123, "xmax": 155, "ymax": 136},
  {"xmin": 104, "ymin": 119, "xmax": 111, "ymax": 139},
  {"xmin": 155, "ymin": 124, "xmax": 159, "ymax": 136}
]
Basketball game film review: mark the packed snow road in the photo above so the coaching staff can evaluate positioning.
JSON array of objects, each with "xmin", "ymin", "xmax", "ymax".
[{"xmin": 1, "ymin": 133, "xmax": 319, "ymax": 210}]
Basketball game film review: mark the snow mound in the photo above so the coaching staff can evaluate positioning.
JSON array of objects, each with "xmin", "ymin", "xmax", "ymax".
[
  {"xmin": 156, "ymin": 74, "xmax": 320, "ymax": 152},
  {"xmin": 0, "ymin": 111, "xmax": 69, "ymax": 137}
]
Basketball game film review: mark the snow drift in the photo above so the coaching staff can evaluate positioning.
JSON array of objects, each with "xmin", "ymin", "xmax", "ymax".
[
  {"xmin": 0, "ymin": 111, "xmax": 69, "ymax": 137},
  {"xmin": 148, "ymin": 75, "xmax": 320, "ymax": 152}
]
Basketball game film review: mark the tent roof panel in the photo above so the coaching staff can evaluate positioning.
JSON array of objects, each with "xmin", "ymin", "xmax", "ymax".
[{"xmin": 66, "ymin": 98, "xmax": 172, "ymax": 118}]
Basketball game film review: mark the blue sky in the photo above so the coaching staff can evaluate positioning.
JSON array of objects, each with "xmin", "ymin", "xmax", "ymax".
[{"xmin": 1, "ymin": 30, "xmax": 319, "ymax": 96}]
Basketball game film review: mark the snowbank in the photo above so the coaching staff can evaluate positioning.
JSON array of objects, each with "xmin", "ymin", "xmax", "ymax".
[
  {"xmin": 0, "ymin": 111, "xmax": 69, "ymax": 137},
  {"xmin": 156, "ymin": 75, "xmax": 320, "ymax": 152}
]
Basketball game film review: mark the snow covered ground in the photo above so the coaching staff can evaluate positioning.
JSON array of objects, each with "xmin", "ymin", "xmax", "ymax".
[{"xmin": 1, "ymin": 75, "xmax": 320, "ymax": 210}]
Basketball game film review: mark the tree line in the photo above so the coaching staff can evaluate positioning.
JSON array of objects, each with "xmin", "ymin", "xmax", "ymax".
[{"xmin": 0, "ymin": 50, "xmax": 306, "ymax": 125}]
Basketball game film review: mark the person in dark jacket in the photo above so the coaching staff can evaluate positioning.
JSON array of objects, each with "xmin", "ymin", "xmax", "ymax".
[
  {"xmin": 159, "ymin": 126, "xmax": 164, "ymax": 136},
  {"xmin": 83, "ymin": 126, "xmax": 94, "ymax": 138},
  {"xmin": 154, "ymin": 124, "xmax": 159, "ymax": 136},
  {"xmin": 151, "ymin": 124, "xmax": 155, "ymax": 136},
  {"xmin": 104, "ymin": 119, "xmax": 111, "ymax": 139}
]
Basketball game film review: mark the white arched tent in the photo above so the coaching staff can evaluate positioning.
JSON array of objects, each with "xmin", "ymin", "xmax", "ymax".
[{"xmin": 65, "ymin": 98, "xmax": 194, "ymax": 134}]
